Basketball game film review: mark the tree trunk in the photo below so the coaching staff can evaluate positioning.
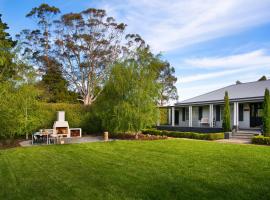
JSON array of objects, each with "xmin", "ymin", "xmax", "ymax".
[{"xmin": 83, "ymin": 94, "xmax": 93, "ymax": 106}]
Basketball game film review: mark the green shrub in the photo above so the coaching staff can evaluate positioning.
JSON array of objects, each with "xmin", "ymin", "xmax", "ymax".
[
  {"xmin": 222, "ymin": 91, "xmax": 231, "ymax": 132},
  {"xmin": 141, "ymin": 129, "xmax": 224, "ymax": 140},
  {"xmin": 252, "ymin": 136, "xmax": 270, "ymax": 145},
  {"xmin": 263, "ymin": 89, "xmax": 270, "ymax": 136},
  {"xmin": 159, "ymin": 108, "xmax": 168, "ymax": 125}
]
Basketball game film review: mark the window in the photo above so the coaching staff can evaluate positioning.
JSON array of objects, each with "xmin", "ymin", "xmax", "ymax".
[
  {"xmin": 182, "ymin": 108, "xmax": 185, "ymax": 121},
  {"xmin": 220, "ymin": 106, "xmax": 224, "ymax": 120},
  {"xmin": 186, "ymin": 108, "xmax": 189, "ymax": 121},
  {"xmin": 216, "ymin": 105, "xmax": 221, "ymax": 121},
  {"xmin": 239, "ymin": 104, "xmax": 244, "ymax": 121},
  {"xmin": 198, "ymin": 107, "xmax": 203, "ymax": 120}
]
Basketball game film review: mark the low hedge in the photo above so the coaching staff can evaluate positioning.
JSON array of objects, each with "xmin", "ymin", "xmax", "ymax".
[
  {"xmin": 252, "ymin": 136, "xmax": 270, "ymax": 145},
  {"xmin": 141, "ymin": 129, "xmax": 224, "ymax": 140}
]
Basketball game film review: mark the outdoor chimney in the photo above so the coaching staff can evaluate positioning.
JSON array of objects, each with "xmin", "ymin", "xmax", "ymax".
[{"xmin": 53, "ymin": 111, "xmax": 70, "ymax": 137}]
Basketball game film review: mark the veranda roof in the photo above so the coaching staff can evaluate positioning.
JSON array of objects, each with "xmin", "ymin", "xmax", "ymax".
[{"xmin": 176, "ymin": 79, "xmax": 270, "ymax": 106}]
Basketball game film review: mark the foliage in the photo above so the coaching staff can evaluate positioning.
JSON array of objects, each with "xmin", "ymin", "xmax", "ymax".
[
  {"xmin": 222, "ymin": 91, "xmax": 231, "ymax": 132},
  {"xmin": 159, "ymin": 108, "xmax": 168, "ymax": 125},
  {"xmin": 236, "ymin": 80, "xmax": 242, "ymax": 84},
  {"xmin": 25, "ymin": 3, "xmax": 60, "ymax": 61},
  {"xmin": 30, "ymin": 103, "xmax": 102, "ymax": 134},
  {"xmin": 0, "ymin": 82, "xmax": 39, "ymax": 139},
  {"xmin": 156, "ymin": 59, "xmax": 178, "ymax": 105},
  {"xmin": 258, "ymin": 75, "xmax": 267, "ymax": 81},
  {"xmin": 39, "ymin": 58, "xmax": 78, "ymax": 103},
  {"xmin": 141, "ymin": 129, "xmax": 224, "ymax": 140},
  {"xmin": 252, "ymin": 135, "xmax": 270, "ymax": 145},
  {"xmin": 97, "ymin": 50, "xmax": 160, "ymax": 133},
  {"xmin": 0, "ymin": 97, "xmax": 102, "ymax": 139},
  {"xmin": 54, "ymin": 9, "xmax": 127, "ymax": 105},
  {"xmin": 263, "ymin": 89, "xmax": 270, "ymax": 136},
  {"xmin": 18, "ymin": 4, "xmax": 74, "ymax": 103},
  {"xmin": 0, "ymin": 14, "xmax": 16, "ymax": 81}
]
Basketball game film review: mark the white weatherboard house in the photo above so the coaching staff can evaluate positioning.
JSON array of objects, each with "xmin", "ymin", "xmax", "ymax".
[{"xmin": 161, "ymin": 80, "xmax": 270, "ymax": 132}]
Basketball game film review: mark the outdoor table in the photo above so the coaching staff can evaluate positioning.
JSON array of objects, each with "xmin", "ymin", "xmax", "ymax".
[{"xmin": 32, "ymin": 131, "xmax": 51, "ymax": 145}]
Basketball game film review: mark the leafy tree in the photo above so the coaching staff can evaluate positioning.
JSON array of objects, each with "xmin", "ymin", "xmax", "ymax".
[
  {"xmin": 157, "ymin": 60, "xmax": 178, "ymax": 105},
  {"xmin": 18, "ymin": 4, "xmax": 75, "ymax": 102},
  {"xmin": 0, "ymin": 82, "xmax": 39, "ymax": 140},
  {"xmin": 26, "ymin": 3, "xmax": 60, "ymax": 63},
  {"xmin": 40, "ymin": 58, "xmax": 78, "ymax": 103},
  {"xmin": 263, "ymin": 89, "xmax": 270, "ymax": 136},
  {"xmin": 258, "ymin": 75, "xmax": 267, "ymax": 81},
  {"xmin": 0, "ymin": 14, "xmax": 16, "ymax": 80},
  {"xmin": 222, "ymin": 91, "xmax": 231, "ymax": 132},
  {"xmin": 54, "ymin": 9, "xmax": 127, "ymax": 105},
  {"xmin": 97, "ymin": 50, "xmax": 160, "ymax": 133},
  {"xmin": 123, "ymin": 36, "xmax": 178, "ymax": 106}
]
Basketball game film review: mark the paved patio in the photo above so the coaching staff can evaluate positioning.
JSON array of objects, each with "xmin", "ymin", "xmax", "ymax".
[
  {"xmin": 215, "ymin": 138, "xmax": 251, "ymax": 144},
  {"xmin": 20, "ymin": 136, "xmax": 113, "ymax": 147}
]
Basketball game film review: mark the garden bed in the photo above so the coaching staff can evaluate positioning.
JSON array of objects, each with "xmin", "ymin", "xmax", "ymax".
[
  {"xmin": 0, "ymin": 139, "xmax": 23, "ymax": 149},
  {"xmin": 110, "ymin": 133, "xmax": 167, "ymax": 140},
  {"xmin": 252, "ymin": 136, "xmax": 270, "ymax": 145},
  {"xmin": 141, "ymin": 129, "xmax": 224, "ymax": 140}
]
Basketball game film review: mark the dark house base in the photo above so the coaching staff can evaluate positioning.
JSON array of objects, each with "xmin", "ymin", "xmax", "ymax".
[{"xmin": 157, "ymin": 125, "xmax": 223, "ymax": 133}]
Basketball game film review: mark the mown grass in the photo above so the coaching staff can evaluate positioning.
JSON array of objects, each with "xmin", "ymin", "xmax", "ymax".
[{"xmin": 1, "ymin": 139, "xmax": 270, "ymax": 200}]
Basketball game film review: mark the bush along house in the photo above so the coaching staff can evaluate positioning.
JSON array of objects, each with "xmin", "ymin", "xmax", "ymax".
[{"xmin": 159, "ymin": 80, "xmax": 270, "ymax": 133}]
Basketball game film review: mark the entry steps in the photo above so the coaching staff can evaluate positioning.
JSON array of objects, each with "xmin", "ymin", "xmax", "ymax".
[{"xmin": 232, "ymin": 130, "xmax": 261, "ymax": 140}]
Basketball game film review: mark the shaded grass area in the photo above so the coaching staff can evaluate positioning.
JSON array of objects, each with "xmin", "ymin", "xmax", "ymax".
[{"xmin": 1, "ymin": 139, "xmax": 270, "ymax": 200}]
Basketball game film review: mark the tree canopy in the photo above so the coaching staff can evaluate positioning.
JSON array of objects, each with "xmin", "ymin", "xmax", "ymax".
[
  {"xmin": 0, "ymin": 4, "xmax": 179, "ymax": 140},
  {"xmin": 97, "ymin": 50, "xmax": 160, "ymax": 133},
  {"xmin": 0, "ymin": 14, "xmax": 16, "ymax": 81}
]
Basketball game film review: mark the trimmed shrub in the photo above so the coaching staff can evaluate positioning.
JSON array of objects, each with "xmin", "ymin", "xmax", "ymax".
[
  {"xmin": 222, "ymin": 91, "xmax": 231, "ymax": 132},
  {"xmin": 263, "ymin": 89, "xmax": 270, "ymax": 136},
  {"xmin": 141, "ymin": 129, "xmax": 224, "ymax": 140},
  {"xmin": 252, "ymin": 136, "xmax": 270, "ymax": 145}
]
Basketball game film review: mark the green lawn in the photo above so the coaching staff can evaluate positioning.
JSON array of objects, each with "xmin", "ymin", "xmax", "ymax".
[{"xmin": 1, "ymin": 139, "xmax": 270, "ymax": 200}]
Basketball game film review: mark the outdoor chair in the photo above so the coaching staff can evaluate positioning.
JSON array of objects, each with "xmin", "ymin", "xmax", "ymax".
[{"xmin": 200, "ymin": 118, "xmax": 209, "ymax": 127}]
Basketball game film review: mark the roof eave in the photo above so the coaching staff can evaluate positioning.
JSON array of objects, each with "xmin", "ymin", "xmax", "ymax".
[{"xmin": 175, "ymin": 96, "xmax": 264, "ymax": 106}]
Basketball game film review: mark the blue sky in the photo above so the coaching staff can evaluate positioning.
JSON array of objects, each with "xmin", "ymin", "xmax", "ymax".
[{"xmin": 1, "ymin": 0, "xmax": 270, "ymax": 102}]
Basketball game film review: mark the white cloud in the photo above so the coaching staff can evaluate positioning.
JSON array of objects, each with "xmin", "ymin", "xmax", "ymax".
[
  {"xmin": 96, "ymin": 0, "xmax": 270, "ymax": 52},
  {"xmin": 184, "ymin": 49, "xmax": 270, "ymax": 69},
  {"xmin": 178, "ymin": 71, "xmax": 269, "ymax": 101},
  {"xmin": 180, "ymin": 68, "xmax": 248, "ymax": 83},
  {"xmin": 177, "ymin": 49, "xmax": 270, "ymax": 100}
]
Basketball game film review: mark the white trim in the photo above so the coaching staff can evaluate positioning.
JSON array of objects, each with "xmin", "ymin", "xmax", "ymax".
[
  {"xmin": 209, "ymin": 104, "xmax": 214, "ymax": 127},
  {"xmin": 168, "ymin": 108, "xmax": 171, "ymax": 125},
  {"xmin": 172, "ymin": 107, "xmax": 175, "ymax": 126},
  {"xmin": 189, "ymin": 106, "xmax": 192, "ymax": 127},
  {"xmin": 233, "ymin": 102, "xmax": 239, "ymax": 128}
]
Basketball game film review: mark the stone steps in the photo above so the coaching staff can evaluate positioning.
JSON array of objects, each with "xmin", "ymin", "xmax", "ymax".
[{"xmin": 231, "ymin": 131, "xmax": 259, "ymax": 139}]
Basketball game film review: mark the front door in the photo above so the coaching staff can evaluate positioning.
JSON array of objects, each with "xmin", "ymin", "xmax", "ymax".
[
  {"xmin": 250, "ymin": 103, "xmax": 263, "ymax": 127},
  {"xmin": 175, "ymin": 110, "xmax": 179, "ymax": 125}
]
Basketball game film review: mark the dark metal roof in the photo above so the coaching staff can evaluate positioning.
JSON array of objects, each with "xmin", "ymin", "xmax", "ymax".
[{"xmin": 176, "ymin": 80, "xmax": 270, "ymax": 106}]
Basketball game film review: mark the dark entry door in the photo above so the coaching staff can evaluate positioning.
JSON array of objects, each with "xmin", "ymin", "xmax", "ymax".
[
  {"xmin": 175, "ymin": 110, "xmax": 179, "ymax": 125},
  {"xmin": 250, "ymin": 103, "xmax": 263, "ymax": 127}
]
